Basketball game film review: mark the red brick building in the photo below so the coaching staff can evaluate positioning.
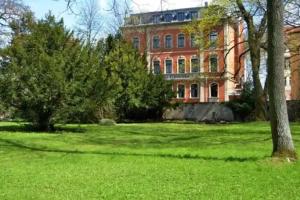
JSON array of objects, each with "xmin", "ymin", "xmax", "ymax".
[
  {"xmin": 122, "ymin": 7, "xmax": 245, "ymax": 103},
  {"xmin": 286, "ymin": 27, "xmax": 300, "ymax": 100}
]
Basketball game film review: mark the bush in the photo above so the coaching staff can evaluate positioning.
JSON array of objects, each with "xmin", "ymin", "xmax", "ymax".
[
  {"xmin": 99, "ymin": 119, "xmax": 116, "ymax": 126},
  {"xmin": 226, "ymin": 82, "xmax": 255, "ymax": 121}
]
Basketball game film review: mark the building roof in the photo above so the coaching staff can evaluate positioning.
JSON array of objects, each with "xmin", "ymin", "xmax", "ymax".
[{"xmin": 124, "ymin": 7, "xmax": 205, "ymax": 27}]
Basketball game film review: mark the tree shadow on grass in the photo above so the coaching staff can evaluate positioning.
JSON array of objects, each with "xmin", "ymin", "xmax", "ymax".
[
  {"xmin": 0, "ymin": 124, "xmax": 86, "ymax": 133},
  {"xmin": 0, "ymin": 138, "xmax": 265, "ymax": 162}
]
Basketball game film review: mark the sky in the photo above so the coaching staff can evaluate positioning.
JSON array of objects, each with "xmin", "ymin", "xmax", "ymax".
[{"xmin": 24, "ymin": 0, "xmax": 211, "ymax": 32}]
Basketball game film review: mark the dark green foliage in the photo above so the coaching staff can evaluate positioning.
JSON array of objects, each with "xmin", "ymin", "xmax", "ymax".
[
  {"xmin": 0, "ymin": 14, "xmax": 175, "ymax": 129},
  {"xmin": 0, "ymin": 13, "xmax": 116, "ymax": 130},
  {"xmin": 226, "ymin": 82, "xmax": 255, "ymax": 121},
  {"xmin": 105, "ymin": 40, "xmax": 175, "ymax": 121}
]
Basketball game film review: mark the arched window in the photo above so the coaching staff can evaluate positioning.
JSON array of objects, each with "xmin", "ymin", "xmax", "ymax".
[
  {"xmin": 210, "ymin": 83, "xmax": 218, "ymax": 98},
  {"xmin": 190, "ymin": 84, "xmax": 199, "ymax": 98},
  {"xmin": 165, "ymin": 59, "xmax": 173, "ymax": 74},
  {"xmin": 210, "ymin": 55, "xmax": 218, "ymax": 72},
  {"xmin": 191, "ymin": 56, "xmax": 199, "ymax": 73},
  {"xmin": 178, "ymin": 57, "xmax": 185, "ymax": 74},
  {"xmin": 153, "ymin": 60, "xmax": 160, "ymax": 74},
  {"xmin": 177, "ymin": 84, "xmax": 185, "ymax": 98},
  {"xmin": 153, "ymin": 35, "xmax": 160, "ymax": 49}
]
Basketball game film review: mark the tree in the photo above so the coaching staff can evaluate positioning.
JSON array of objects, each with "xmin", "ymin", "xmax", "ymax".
[
  {"xmin": 187, "ymin": 1, "xmax": 268, "ymax": 120},
  {"xmin": 267, "ymin": 0, "xmax": 296, "ymax": 159},
  {"xmin": 76, "ymin": 0, "xmax": 102, "ymax": 46},
  {"xmin": 0, "ymin": 0, "xmax": 28, "ymax": 45},
  {"xmin": 0, "ymin": 13, "xmax": 117, "ymax": 130},
  {"xmin": 104, "ymin": 38, "xmax": 174, "ymax": 121}
]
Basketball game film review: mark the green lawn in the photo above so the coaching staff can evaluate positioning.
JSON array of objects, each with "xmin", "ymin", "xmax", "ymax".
[{"xmin": 0, "ymin": 122, "xmax": 299, "ymax": 200}]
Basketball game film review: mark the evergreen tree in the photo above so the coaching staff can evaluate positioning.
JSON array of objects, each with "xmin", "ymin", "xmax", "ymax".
[{"xmin": 0, "ymin": 13, "xmax": 117, "ymax": 130}]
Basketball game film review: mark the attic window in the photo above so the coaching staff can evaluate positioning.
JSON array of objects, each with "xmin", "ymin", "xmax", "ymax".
[
  {"xmin": 153, "ymin": 15, "xmax": 160, "ymax": 23},
  {"xmin": 178, "ymin": 12, "xmax": 185, "ymax": 21},
  {"xmin": 191, "ymin": 11, "xmax": 198, "ymax": 19},
  {"xmin": 165, "ymin": 13, "xmax": 172, "ymax": 22}
]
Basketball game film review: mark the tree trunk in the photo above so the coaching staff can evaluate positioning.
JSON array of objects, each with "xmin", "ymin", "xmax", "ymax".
[
  {"xmin": 36, "ymin": 113, "xmax": 54, "ymax": 132},
  {"xmin": 267, "ymin": 0, "xmax": 296, "ymax": 159},
  {"xmin": 248, "ymin": 39, "xmax": 268, "ymax": 121}
]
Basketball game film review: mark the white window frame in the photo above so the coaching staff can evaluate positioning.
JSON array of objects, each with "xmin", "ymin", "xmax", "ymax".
[
  {"xmin": 152, "ymin": 35, "xmax": 160, "ymax": 49},
  {"xmin": 177, "ymin": 56, "xmax": 186, "ymax": 74},
  {"xmin": 152, "ymin": 58, "xmax": 161, "ymax": 74},
  {"xmin": 165, "ymin": 35, "xmax": 173, "ymax": 49},
  {"xmin": 177, "ymin": 33, "xmax": 185, "ymax": 48},
  {"xmin": 177, "ymin": 83, "xmax": 185, "ymax": 99},
  {"xmin": 190, "ymin": 55, "xmax": 200, "ymax": 73},
  {"xmin": 165, "ymin": 58, "xmax": 173, "ymax": 74},
  {"xmin": 190, "ymin": 83, "xmax": 199, "ymax": 98},
  {"xmin": 209, "ymin": 82, "xmax": 219, "ymax": 98},
  {"xmin": 209, "ymin": 54, "xmax": 219, "ymax": 72}
]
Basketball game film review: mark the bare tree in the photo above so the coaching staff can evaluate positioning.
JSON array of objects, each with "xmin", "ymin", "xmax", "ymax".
[
  {"xmin": 0, "ymin": 0, "xmax": 28, "ymax": 45},
  {"xmin": 76, "ymin": 0, "xmax": 102, "ymax": 46},
  {"xmin": 267, "ymin": 0, "xmax": 296, "ymax": 159}
]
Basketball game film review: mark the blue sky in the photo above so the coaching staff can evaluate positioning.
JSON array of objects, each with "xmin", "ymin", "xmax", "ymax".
[
  {"xmin": 24, "ymin": 0, "xmax": 210, "ymax": 35},
  {"xmin": 25, "ymin": 0, "xmax": 82, "ymax": 28}
]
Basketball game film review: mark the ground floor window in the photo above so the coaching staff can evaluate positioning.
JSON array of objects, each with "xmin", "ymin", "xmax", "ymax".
[
  {"xmin": 177, "ymin": 84, "xmax": 185, "ymax": 98},
  {"xmin": 190, "ymin": 84, "xmax": 199, "ymax": 98},
  {"xmin": 210, "ymin": 83, "xmax": 218, "ymax": 97}
]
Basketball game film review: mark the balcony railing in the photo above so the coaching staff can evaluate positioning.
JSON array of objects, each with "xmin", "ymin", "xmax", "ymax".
[
  {"xmin": 208, "ymin": 97, "xmax": 219, "ymax": 102},
  {"xmin": 164, "ymin": 73, "xmax": 200, "ymax": 80}
]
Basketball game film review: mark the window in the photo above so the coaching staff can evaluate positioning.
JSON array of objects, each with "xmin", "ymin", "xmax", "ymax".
[
  {"xmin": 190, "ymin": 84, "xmax": 199, "ymax": 98},
  {"xmin": 178, "ymin": 58, "xmax": 185, "ymax": 73},
  {"xmin": 209, "ymin": 31, "xmax": 218, "ymax": 47},
  {"xmin": 132, "ymin": 37, "xmax": 139, "ymax": 49},
  {"xmin": 153, "ymin": 36, "xmax": 160, "ymax": 49},
  {"xmin": 178, "ymin": 34, "xmax": 185, "ymax": 48},
  {"xmin": 210, "ymin": 83, "xmax": 218, "ymax": 97},
  {"xmin": 285, "ymin": 76, "xmax": 291, "ymax": 87},
  {"xmin": 165, "ymin": 59, "xmax": 172, "ymax": 74},
  {"xmin": 165, "ymin": 35, "xmax": 172, "ymax": 48},
  {"xmin": 178, "ymin": 12, "xmax": 185, "ymax": 21},
  {"xmin": 210, "ymin": 55, "xmax": 218, "ymax": 72},
  {"xmin": 191, "ymin": 34, "xmax": 196, "ymax": 48},
  {"xmin": 153, "ymin": 60, "xmax": 160, "ymax": 74},
  {"xmin": 185, "ymin": 12, "xmax": 191, "ymax": 20},
  {"xmin": 153, "ymin": 15, "xmax": 160, "ymax": 23},
  {"xmin": 165, "ymin": 13, "xmax": 172, "ymax": 22},
  {"xmin": 191, "ymin": 11, "xmax": 198, "ymax": 19},
  {"xmin": 191, "ymin": 57, "xmax": 199, "ymax": 73},
  {"xmin": 178, "ymin": 84, "xmax": 185, "ymax": 98},
  {"xmin": 285, "ymin": 58, "xmax": 290, "ymax": 69}
]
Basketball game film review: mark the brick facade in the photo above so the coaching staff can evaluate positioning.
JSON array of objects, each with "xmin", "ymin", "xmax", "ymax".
[
  {"xmin": 122, "ymin": 7, "xmax": 245, "ymax": 103},
  {"xmin": 286, "ymin": 27, "xmax": 300, "ymax": 100}
]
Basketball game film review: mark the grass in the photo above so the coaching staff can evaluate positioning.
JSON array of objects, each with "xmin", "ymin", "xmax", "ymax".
[{"xmin": 0, "ymin": 121, "xmax": 299, "ymax": 200}]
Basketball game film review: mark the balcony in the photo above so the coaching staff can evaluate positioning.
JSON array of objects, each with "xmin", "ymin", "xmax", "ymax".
[
  {"xmin": 208, "ymin": 97, "xmax": 219, "ymax": 102},
  {"xmin": 164, "ymin": 73, "xmax": 200, "ymax": 80}
]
